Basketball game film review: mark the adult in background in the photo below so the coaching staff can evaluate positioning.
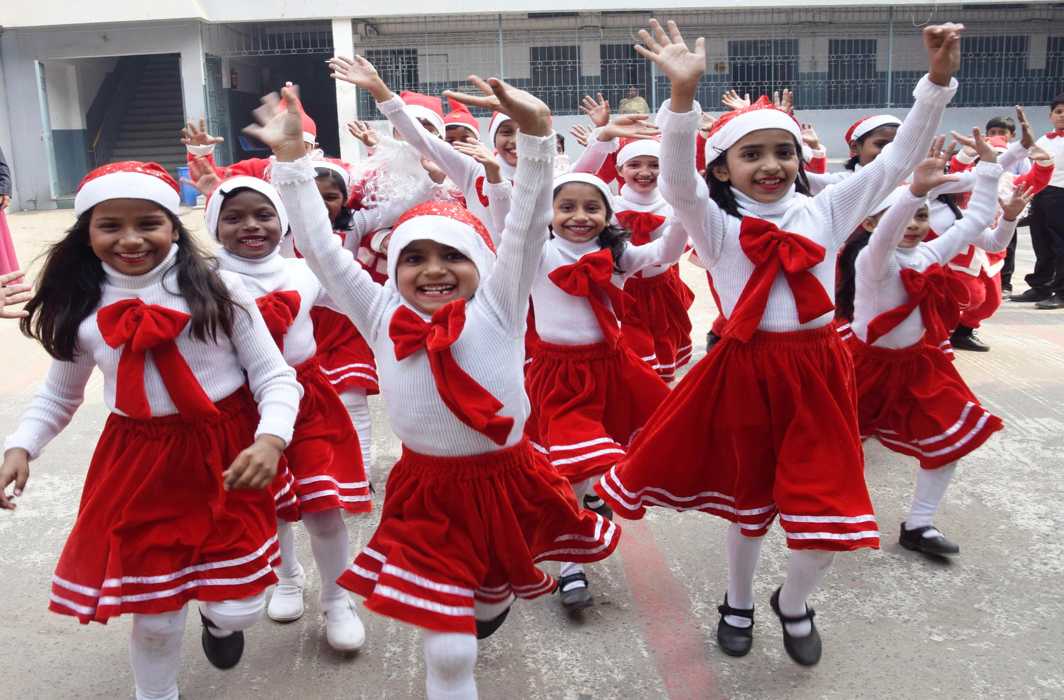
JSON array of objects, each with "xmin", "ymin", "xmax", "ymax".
[
  {"xmin": 618, "ymin": 86, "xmax": 651, "ymax": 115},
  {"xmin": 0, "ymin": 144, "xmax": 19, "ymax": 274}
]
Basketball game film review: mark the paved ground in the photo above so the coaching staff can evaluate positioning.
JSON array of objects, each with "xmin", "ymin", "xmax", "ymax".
[{"xmin": 1, "ymin": 207, "xmax": 1062, "ymax": 699}]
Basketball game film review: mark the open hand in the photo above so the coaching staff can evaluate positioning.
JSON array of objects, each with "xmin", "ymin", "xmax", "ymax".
[
  {"xmin": 0, "ymin": 270, "xmax": 31, "ymax": 319},
  {"xmin": 910, "ymin": 135, "xmax": 960, "ymax": 197},
  {"xmin": 950, "ymin": 127, "xmax": 997, "ymax": 164},
  {"xmin": 600, "ymin": 114, "xmax": 661, "ymax": 141},
  {"xmin": 924, "ymin": 23, "xmax": 965, "ymax": 86},
  {"xmin": 181, "ymin": 118, "xmax": 224, "ymax": 148},
  {"xmin": 721, "ymin": 89, "xmax": 751, "ymax": 111},
  {"xmin": 243, "ymin": 86, "xmax": 306, "ymax": 162},
  {"xmin": 347, "ymin": 119, "xmax": 380, "ymax": 149},
  {"xmin": 327, "ymin": 55, "xmax": 392, "ymax": 103},
  {"xmin": 0, "ymin": 448, "xmax": 29, "ymax": 510},
  {"xmin": 800, "ymin": 123, "xmax": 821, "ymax": 151},
  {"xmin": 569, "ymin": 123, "xmax": 591, "ymax": 147},
  {"xmin": 581, "ymin": 93, "xmax": 611, "ymax": 127},
  {"xmin": 445, "ymin": 76, "xmax": 551, "ymax": 137},
  {"xmin": 698, "ymin": 112, "xmax": 717, "ymax": 138},
  {"xmin": 774, "ymin": 88, "xmax": 794, "ymax": 115},
  {"xmin": 223, "ymin": 435, "xmax": 283, "ymax": 491},
  {"xmin": 452, "ymin": 140, "xmax": 501, "ymax": 182},
  {"xmin": 635, "ymin": 20, "xmax": 706, "ymax": 110},
  {"xmin": 1000, "ymin": 182, "xmax": 1036, "ymax": 221},
  {"xmin": 182, "ymin": 157, "xmax": 221, "ymax": 197},
  {"xmin": 1016, "ymin": 105, "xmax": 1035, "ymax": 149}
]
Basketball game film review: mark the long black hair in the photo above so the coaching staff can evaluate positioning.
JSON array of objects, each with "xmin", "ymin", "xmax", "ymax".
[
  {"xmin": 704, "ymin": 137, "xmax": 811, "ymax": 219},
  {"xmin": 835, "ymin": 226, "xmax": 873, "ymax": 323},
  {"xmin": 846, "ymin": 125, "xmax": 897, "ymax": 171},
  {"xmin": 552, "ymin": 183, "xmax": 630, "ymax": 273},
  {"xmin": 21, "ymin": 207, "xmax": 239, "ymax": 361},
  {"xmin": 315, "ymin": 167, "xmax": 353, "ymax": 230}
]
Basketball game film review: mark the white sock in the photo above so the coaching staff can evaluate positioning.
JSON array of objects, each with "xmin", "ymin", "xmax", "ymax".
[
  {"xmin": 130, "ymin": 608, "xmax": 187, "ymax": 700},
  {"xmin": 724, "ymin": 523, "xmax": 763, "ymax": 628},
  {"xmin": 557, "ymin": 478, "xmax": 595, "ymax": 587},
  {"xmin": 558, "ymin": 560, "xmax": 586, "ymax": 588},
  {"xmin": 275, "ymin": 519, "xmax": 304, "ymax": 581},
  {"xmin": 303, "ymin": 509, "xmax": 352, "ymax": 606},
  {"xmin": 779, "ymin": 550, "xmax": 834, "ymax": 637},
  {"xmin": 423, "ymin": 631, "xmax": 478, "ymax": 700},
  {"xmin": 340, "ymin": 389, "xmax": 374, "ymax": 475},
  {"xmin": 201, "ymin": 593, "xmax": 266, "ymax": 638},
  {"xmin": 906, "ymin": 462, "xmax": 958, "ymax": 533}
]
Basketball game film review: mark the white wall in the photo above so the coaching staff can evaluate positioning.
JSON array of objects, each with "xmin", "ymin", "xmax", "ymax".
[{"xmin": 43, "ymin": 62, "xmax": 84, "ymax": 130}]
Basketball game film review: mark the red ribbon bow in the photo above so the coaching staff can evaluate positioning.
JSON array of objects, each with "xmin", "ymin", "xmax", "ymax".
[
  {"xmin": 865, "ymin": 264, "xmax": 970, "ymax": 346},
  {"xmin": 256, "ymin": 290, "xmax": 302, "ymax": 352},
  {"xmin": 724, "ymin": 217, "xmax": 834, "ymax": 342},
  {"xmin": 616, "ymin": 210, "xmax": 667, "ymax": 246},
  {"xmin": 548, "ymin": 248, "xmax": 634, "ymax": 343},
  {"xmin": 1046, "ymin": 130, "xmax": 1064, "ymax": 140},
  {"xmin": 389, "ymin": 299, "xmax": 514, "ymax": 445},
  {"xmin": 97, "ymin": 299, "xmax": 220, "ymax": 420}
]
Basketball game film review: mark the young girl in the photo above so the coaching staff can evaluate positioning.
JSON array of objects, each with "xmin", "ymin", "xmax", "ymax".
[
  {"xmin": 595, "ymin": 19, "xmax": 962, "ymax": 666},
  {"xmin": 839, "ymin": 135, "xmax": 1020, "ymax": 557},
  {"xmin": 250, "ymin": 81, "xmax": 618, "ymax": 700},
  {"xmin": 0, "ymin": 162, "xmax": 302, "ymax": 700},
  {"xmin": 525, "ymin": 171, "xmax": 688, "ymax": 609},
  {"xmin": 207, "ymin": 175, "xmax": 372, "ymax": 650},
  {"xmin": 805, "ymin": 114, "xmax": 902, "ymax": 194}
]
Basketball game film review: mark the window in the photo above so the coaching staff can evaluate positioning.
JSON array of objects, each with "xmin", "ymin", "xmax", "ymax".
[
  {"xmin": 599, "ymin": 43, "xmax": 651, "ymax": 111},
  {"xmin": 1046, "ymin": 37, "xmax": 1064, "ymax": 103},
  {"xmin": 727, "ymin": 39, "xmax": 798, "ymax": 101},
  {"xmin": 956, "ymin": 36, "xmax": 1028, "ymax": 106},
  {"xmin": 530, "ymin": 45, "xmax": 580, "ymax": 114},
  {"xmin": 828, "ymin": 39, "xmax": 879, "ymax": 108},
  {"xmin": 360, "ymin": 48, "xmax": 418, "ymax": 117}
]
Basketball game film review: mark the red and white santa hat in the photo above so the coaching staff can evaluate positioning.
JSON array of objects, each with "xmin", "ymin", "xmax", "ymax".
[
  {"xmin": 844, "ymin": 115, "xmax": 902, "ymax": 146},
  {"xmin": 616, "ymin": 136, "xmax": 661, "ymax": 168},
  {"xmin": 400, "ymin": 91, "xmax": 446, "ymax": 136},
  {"xmin": 313, "ymin": 158, "xmax": 353, "ymax": 194},
  {"xmin": 204, "ymin": 176, "xmax": 289, "ymax": 239},
  {"xmin": 444, "ymin": 97, "xmax": 481, "ymax": 140},
  {"xmin": 704, "ymin": 96, "xmax": 803, "ymax": 163},
  {"xmin": 553, "ymin": 172, "xmax": 614, "ymax": 208},
  {"xmin": 487, "ymin": 112, "xmax": 513, "ymax": 147},
  {"xmin": 387, "ymin": 200, "xmax": 497, "ymax": 284},
  {"xmin": 75, "ymin": 161, "xmax": 181, "ymax": 216}
]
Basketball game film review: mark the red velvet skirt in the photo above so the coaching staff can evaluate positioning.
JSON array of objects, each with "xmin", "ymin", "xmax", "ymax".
[
  {"xmin": 311, "ymin": 306, "xmax": 379, "ymax": 395},
  {"xmin": 622, "ymin": 267, "xmax": 695, "ymax": 383}
]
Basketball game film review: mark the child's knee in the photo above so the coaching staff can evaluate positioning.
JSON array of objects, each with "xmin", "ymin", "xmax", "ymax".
[
  {"xmin": 423, "ymin": 632, "xmax": 477, "ymax": 682},
  {"xmin": 201, "ymin": 592, "xmax": 266, "ymax": 632}
]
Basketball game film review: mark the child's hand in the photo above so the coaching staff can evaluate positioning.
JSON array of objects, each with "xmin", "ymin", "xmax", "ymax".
[
  {"xmin": 0, "ymin": 449, "xmax": 30, "ymax": 510},
  {"xmin": 327, "ymin": 55, "xmax": 392, "ymax": 102},
  {"xmin": 182, "ymin": 157, "xmax": 221, "ymax": 197},
  {"xmin": 721, "ymin": 89, "xmax": 750, "ymax": 111},
  {"xmin": 635, "ymin": 20, "xmax": 706, "ymax": 111},
  {"xmin": 445, "ymin": 76, "xmax": 551, "ymax": 137},
  {"xmin": 800, "ymin": 123, "xmax": 821, "ymax": 151},
  {"xmin": 698, "ymin": 112, "xmax": 717, "ymax": 138},
  {"xmin": 223, "ymin": 435, "xmax": 284, "ymax": 491},
  {"xmin": 1016, "ymin": 105, "xmax": 1035, "ymax": 149},
  {"xmin": 243, "ymin": 85, "xmax": 306, "ymax": 163},
  {"xmin": 1000, "ymin": 183, "xmax": 1035, "ymax": 221},
  {"xmin": 569, "ymin": 123, "xmax": 591, "ymax": 147},
  {"xmin": 924, "ymin": 23, "xmax": 965, "ymax": 86},
  {"xmin": 421, "ymin": 157, "xmax": 447, "ymax": 184},
  {"xmin": 600, "ymin": 114, "xmax": 661, "ymax": 142},
  {"xmin": 951, "ymin": 127, "xmax": 997, "ymax": 164},
  {"xmin": 580, "ymin": 93, "xmax": 611, "ymax": 128},
  {"xmin": 910, "ymin": 135, "xmax": 959, "ymax": 197},
  {"xmin": 347, "ymin": 119, "xmax": 380, "ymax": 149},
  {"xmin": 181, "ymin": 118, "xmax": 224, "ymax": 148},
  {"xmin": 0, "ymin": 270, "xmax": 32, "ymax": 319},
  {"xmin": 452, "ymin": 140, "xmax": 502, "ymax": 182},
  {"xmin": 1028, "ymin": 144, "xmax": 1053, "ymax": 165},
  {"xmin": 773, "ymin": 88, "xmax": 794, "ymax": 115}
]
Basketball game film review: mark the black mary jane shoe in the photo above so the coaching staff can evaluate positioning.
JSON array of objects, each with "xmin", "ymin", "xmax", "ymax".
[
  {"xmin": 557, "ymin": 572, "xmax": 593, "ymax": 611},
  {"xmin": 769, "ymin": 587, "xmax": 822, "ymax": 667},
  {"xmin": 899, "ymin": 523, "xmax": 960, "ymax": 556},
  {"xmin": 716, "ymin": 594, "xmax": 755, "ymax": 657},
  {"xmin": 200, "ymin": 611, "xmax": 245, "ymax": 670},
  {"xmin": 950, "ymin": 326, "xmax": 990, "ymax": 352},
  {"xmin": 583, "ymin": 493, "xmax": 614, "ymax": 521},
  {"xmin": 475, "ymin": 605, "xmax": 511, "ymax": 640}
]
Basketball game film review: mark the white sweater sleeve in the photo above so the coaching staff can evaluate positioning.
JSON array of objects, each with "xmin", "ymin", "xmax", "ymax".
[
  {"xmin": 926, "ymin": 162, "xmax": 1006, "ymax": 262},
  {"xmin": 271, "ymin": 157, "xmax": 393, "ymax": 342},
  {"xmin": 860, "ymin": 190, "xmax": 925, "ymax": 281},
  {"xmin": 815, "ymin": 75, "xmax": 959, "ymax": 246},
  {"xmin": 657, "ymin": 99, "xmax": 729, "ymax": 266},
  {"xmin": 3, "ymin": 354, "xmax": 95, "ymax": 460},
  {"xmin": 484, "ymin": 179, "xmax": 513, "ymax": 246},
  {"xmin": 571, "ymin": 130, "xmax": 618, "ymax": 174},
  {"xmin": 619, "ymin": 221, "xmax": 691, "ymax": 278},
  {"xmin": 480, "ymin": 131, "xmax": 555, "ymax": 333},
  {"xmin": 379, "ymin": 95, "xmax": 480, "ymax": 195}
]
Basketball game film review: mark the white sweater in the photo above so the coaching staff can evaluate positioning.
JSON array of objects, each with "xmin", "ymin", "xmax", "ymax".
[
  {"xmin": 658, "ymin": 74, "xmax": 957, "ymax": 333},
  {"xmin": 852, "ymin": 161, "xmax": 1004, "ymax": 349},
  {"xmin": 1034, "ymin": 132, "xmax": 1064, "ymax": 189},
  {"xmin": 4, "ymin": 245, "xmax": 302, "ymax": 459},
  {"xmin": 273, "ymin": 132, "xmax": 555, "ymax": 457}
]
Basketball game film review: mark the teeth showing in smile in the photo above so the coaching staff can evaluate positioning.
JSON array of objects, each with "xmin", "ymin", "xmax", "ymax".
[
  {"xmin": 116, "ymin": 251, "xmax": 149, "ymax": 262},
  {"xmin": 419, "ymin": 284, "xmax": 456, "ymax": 296},
  {"xmin": 240, "ymin": 236, "xmax": 267, "ymax": 248}
]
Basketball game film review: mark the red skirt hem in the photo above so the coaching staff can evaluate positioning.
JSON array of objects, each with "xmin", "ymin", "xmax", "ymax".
[{"xmin": 311, "ymin": 306, "xmax": 379, "ymax": 395}]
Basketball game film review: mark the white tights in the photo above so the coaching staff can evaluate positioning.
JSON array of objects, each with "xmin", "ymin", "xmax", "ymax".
[
  {"xmin": 423, "ymin": 631, "xmax": 478, "ymax": 700},
  {"xmin": 340, "ymin": 389, "xmax": 375, "ymax": 475},
  {"xmin": 559, "ymin": 477, "xmax": 596, "ymax": 581},
  {"xmin": 275, "ymin": 509, "xmax": 352, "ymax": 605},
  {"xmin": 906, "ymin": 462, "xmax": 958, "ymax": 531},
  {"xmin": 130, "ymin": 594, "xmax": 265, "ymax": 700}
]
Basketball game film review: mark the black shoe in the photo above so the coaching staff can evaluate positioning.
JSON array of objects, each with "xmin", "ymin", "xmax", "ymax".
[
  {"xmin": 769, "ymin": 587, "xmax": 822, "ymax": 667},
  {"xmin": 949, "ymin": 326, "xmax": 990, "ymax": 352},
  {"xmin": 706, "ymin": 330, "xmax": 722, "ymax": 352},
  {"xmin": 1010, "ymin": 288, "xmax": 1051, "ymax": 302},
  {"xmin": 475, "ymin": 605, "xmax": 511, "ymax": 640},
  {"xmin": 557, "ymin": 572, "xmax": 593, "ymax": 611},
  {"xmin": 583, "ymin": 493, "xmax": 614, "ymax": 521},
  {"xmin": 1035, "ymin": 293, "xmax": 1064, "ymax": 309},
  {"xmin": 200, "ymin": 611, "xmax": 245, "ymax": 670},
  {"xmin": 716, "ymin": 593, "xmax": 754, "ymax": 657},
  {"xmin": 899, "ymin": 523, "xmax": 960, "ymax": 556},
  {"xmin": 1001, "ymin": 284, "xmax": 1012, "ymax": 299}
]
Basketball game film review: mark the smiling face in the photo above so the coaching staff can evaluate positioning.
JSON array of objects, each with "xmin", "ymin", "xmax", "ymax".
[
  {"xmin": 553, "ymin": 183, "xmax": 609, "ymax": 243},
  {"xmin": 445, "ymin": 125, "xmax": 477, "ymax": 145},
  {"xmin": 216, "ymin": 190, "xmax": 283, "ymax": 259},
  {"xmin": 88, "ymin": 198, "xmax": 178, "ymax": 275},
  {"xmin": 395, "ymin": 239, "xmax": 480, "ymax": 315},
  {"xmin": 494, "ymin": 121, "xmax": 518, "ymax": 167},
  {"xmin": 1051, "ymin": 103, "xmax": 1064, "ymax": 131},
  {"xmin": 711, "ymin": 129, "xmax": 800, "ymax": 203},
  {"xmin": 851, "ymin": 125, "xmax": 898, "ymax": 167},
  {"xmin": 619, "ymin": 155, "xmax": 660, "ymax": 194},
  {"xmin": 315, "ymin": 174, "xmax": 345, "ymax": 225},
  {"xmin": 897, "ymin": 205, "xmax": 932, "ymax": 248}
]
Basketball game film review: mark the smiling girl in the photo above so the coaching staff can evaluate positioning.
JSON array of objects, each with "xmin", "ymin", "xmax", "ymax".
[{"xmin": 0, "ymin": 162, "xmax": 302, "ymax": 700}]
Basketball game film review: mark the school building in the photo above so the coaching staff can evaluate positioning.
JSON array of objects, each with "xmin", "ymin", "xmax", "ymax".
[{"xmin": 1, "ymin": 1, "xmax": 1061, "ymax": 211}]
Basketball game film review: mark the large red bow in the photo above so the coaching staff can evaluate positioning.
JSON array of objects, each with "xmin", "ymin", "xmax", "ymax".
[
  {"xmin": 548, "ymin": 248, "xmax": 634, "ymax": 343},
  {"xmin": 256, "ymin": 290, "xmax": 302, "ymax": 352},
  {"xmin": 616, "ymin": 210, "xmax": 667, "ymax": 246},
  {"xmin": 97, "ymin": 299, "xmax": 220, "ymax": 420},
  {"xmin": 865, "ymin": 264, "xmax": 969, "ymax": 346},
  {"xmin": 724, "ymin": 217, "xmax": 834, "ymax": 342},
  {"xmin": 1046, "ymin": 130, "xmax": 1064, "ymax": 140},
  {"xmin": 389, "ymin": 300, "xmax": 514, "ymax": 445}
]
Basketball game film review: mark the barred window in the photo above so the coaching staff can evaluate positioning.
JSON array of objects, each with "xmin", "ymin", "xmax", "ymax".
[
  {"xmin": 359, "ymin": 48, "xmax": 418, "ymax": 118},
  {"xmin": 599, "ymin": 43, "xmax": 650, "ymax": 110},
  {"xmin": 530, "ymin": 45, "xmax": 581, "ymax": 114},
  {"xmin": 828, "ymin": 39, "xmax": 880, "ymax": 109},
  {"xmin": 1046, "ymin": 37, "xmax": 1064, "ymax": 103},
  {"xmin": 957, "ymin": 35, "xmax": 1028, "ymax": 107},
  {"xmin": 727, "ymin": 39, "xmax": 798, "ymax": 102}
]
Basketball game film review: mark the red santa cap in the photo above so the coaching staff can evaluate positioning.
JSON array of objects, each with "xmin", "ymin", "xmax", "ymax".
[
  {"xmin": 844, "ymin": 114, "xmax": 902, "ymax": 146},
  {"xmin": 704, "ymin": 96, "xmax": 802, "ymax": 164},
  {"xmin": 617, "ymin": 137, "xmax": 661, "ymax": 169},
  {"xmin": 280, "ymin": 91, "xmax": 318, "ymax": 145},
  {"xmin": 75, "ymin": 161, "xmax": 181, "ymax": 216},
  {"xmin": 488, "ymin": 112, "xmax": 513, "ymax": 147},
  {"xmin": 400, "ymin": 91, "xmax": 446, "ymax": 136},
  {"xmin": 387, "ymin": 200, "xmax": 496, "ymax": 284},
  {"xmin": 553, "ymin": 172, "xmax": 614, "ymax": 209},
  {"xmin": 204, "ymin": 176, "xmax": 289, "ymax": 240},
  {"xmin": 444, "ymin": 97, "xmax": 481, "ymax": 140}
]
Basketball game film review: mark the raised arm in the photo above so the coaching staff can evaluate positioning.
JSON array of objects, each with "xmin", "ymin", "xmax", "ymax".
[
  {"xmin": 618, "ymin": 220, "xmax": 690, "ymax": 278},
  {"xmin": 969, "ymin": 179, "xmax": 1035, "ymax": 254},
  {"xmin": 927, "ymin": 161, "xmax": 1005, "ymax": 262},
  {"xmin": 572, "ymin": 129, "xmax": 617, "ymax": 174}
]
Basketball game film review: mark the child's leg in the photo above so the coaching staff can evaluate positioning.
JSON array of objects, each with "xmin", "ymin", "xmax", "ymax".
[
  {"xmin": 268, "ymin": 519, "xmax": 306, "ymax": 622},
  {"xmin": 130, "ymin": 607, "xmax": 188, "ymax": 700},
  {"xmin": 423, "ymin": 631, "xmax": 478, "ymax": 700},
  {"xmin": 201, "ymin": 592, "xmax": 266, "ymax": 636},
  {"xmin": 905, "ymin": 462, "xmax": 958, "ymax": 531},
  {"xmin": 303, "ymin": 508, "xmax": 365, "ymax": 650},
  {"xmin": 558, "ymin": 477, "xmax": 595, "ymax": 603},
  {"xmin": 778, "ymin": 550, "xmax": 835, "ymax": 637},
  {"xmin": 723, "ymin": 523, "xmax": 764, "ymax": 628},
  {"xmin": 340, "ymin": 388, "xmax": 374, "ymax": 474}
]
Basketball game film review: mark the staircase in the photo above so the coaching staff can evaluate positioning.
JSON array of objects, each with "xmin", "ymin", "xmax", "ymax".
[{"xmin": 108, "ymin": 55, "xmax": 187, "ymax": 177}]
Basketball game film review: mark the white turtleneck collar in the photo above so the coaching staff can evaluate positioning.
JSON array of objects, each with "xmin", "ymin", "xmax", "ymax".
[
  {"xmin": 102, "ymin": 243, "xmax": 179, "ymax": 290},
  {"xmin": 550, "ymin": 232, "xmax": 601, "ymax": 261},
  {"xmin": 733, "ymin": 185, "xmax": 797, "ymax": 220},
  {"xmin": 498, "ymin": 158, "xmax": 517, "ymax": 182},
  {"xmin": 216, "ymin": 245, "xmax": 287, "ymax": 277},
  {"xmin": 618, "ymin": 185, "xmax": 662, "ymax": 207}
]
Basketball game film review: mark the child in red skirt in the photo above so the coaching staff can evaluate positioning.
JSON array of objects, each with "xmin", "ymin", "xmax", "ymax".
[
  {"xmin": 208, "ymin": 175, "xmax": 373, "ymax": 650},
  {"xmin": 251, "ymin": 80, "xmax": 619, "ymax": 699},
  {"xmin": 841, "ymin": 135, "xmax": 1029, "ymax": 557},
  {"xmin": 595, "ymin": 19, "xmax": 962, "ymax": 666},
  {"xmin": 0, "ymin": 161, "xmax": 303, "ymax": 699}
]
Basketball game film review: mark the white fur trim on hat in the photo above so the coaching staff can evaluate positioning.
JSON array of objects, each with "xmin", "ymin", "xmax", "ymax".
[
  {"xmin": 553, "ymin": 172, "xmax": 615, "ymax": 208},
  {"xmin": 488, "ymin": 113, "xmax": 513, "ymax": 147},
  {"xmin": 75, "ymin": 171, "xmax": 181, "ymax": 216},
  {"xmin": 204, "ymin": 176, "xmax": 290, "ymax": 240},
  {"xmin": 406, "ymin": 105, "xmax": 446, "ymax": 137},
  {"xmin": 616, "ymin": 139, "xmax": 661, "ymax": 167},
  {"xmin": 705, "ymin": 110, "xmax": 803, "ymax": 164},
  {"xmin": 313, "ymin": 161, "xmax": 352, "ymax": 191},
  {"xmin": 387, "ymin": 215, "xmax": 495, "ymax": 286},
  {"xmin": 849, "ymin": 115, "xmax": 902, "ymax": 144}
]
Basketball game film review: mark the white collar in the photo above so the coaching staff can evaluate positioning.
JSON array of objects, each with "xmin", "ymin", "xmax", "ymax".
[
  {"xmin": 102, "ymin": 243, "xmax": 179, "ymax": 290},
  {"xmin": 733, "ymin": 186, "xmax": 797, "ymax": 220}
]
